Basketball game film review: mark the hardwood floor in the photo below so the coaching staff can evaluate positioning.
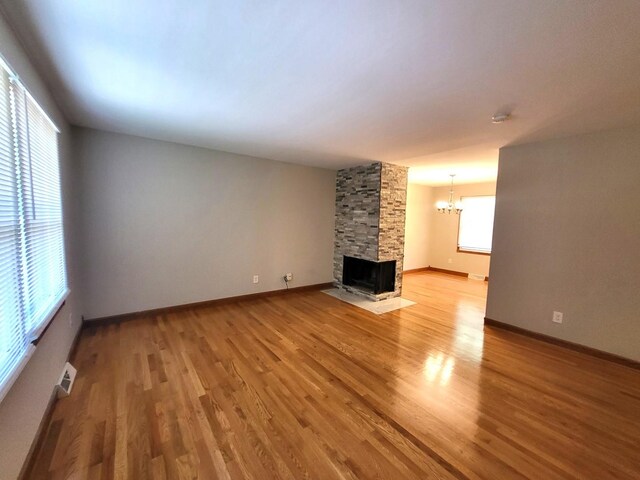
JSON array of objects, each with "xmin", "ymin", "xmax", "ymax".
[{"xmin": 27, "ymin": 272, "xmax": 640, "ymax": 479}]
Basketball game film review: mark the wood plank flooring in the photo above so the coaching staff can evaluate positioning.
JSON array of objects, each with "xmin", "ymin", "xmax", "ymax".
[{"xmin": 27, "ymin": 272, "xmax": 640, "ymax": 479}]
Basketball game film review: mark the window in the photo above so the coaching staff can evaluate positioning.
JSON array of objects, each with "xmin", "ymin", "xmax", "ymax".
[
  {"xmin": 0, "ymin": 58, "xmax": 67, "ymax": 402},
  {"xmin": 457, "ymin": 196, "xmax": 495, "ymax": 254}
]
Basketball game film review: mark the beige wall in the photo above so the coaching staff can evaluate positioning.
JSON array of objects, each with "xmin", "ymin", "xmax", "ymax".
[
  {"xmin": 0, "ymin": 12, "xmax": 83, "ymax": 480},
  {"xmin": 486, "ymin": 126, "xmax": 640, "ymax": 361},
  {"xmin": 403, "ymin": 183, "xmax": 432, "ymax": 271},
  {"xmin": 429, "ymin": 182, "xmax": 496, "ymax": 277},
  {"xmin": 75, "ymin": 128, "xmax": 336, "ymax": 319}
]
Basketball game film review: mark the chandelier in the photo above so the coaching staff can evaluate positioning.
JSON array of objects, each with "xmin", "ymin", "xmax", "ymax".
[{"xmin": 436, "ymin": 174, "xmax": 463, "ymax": 214}]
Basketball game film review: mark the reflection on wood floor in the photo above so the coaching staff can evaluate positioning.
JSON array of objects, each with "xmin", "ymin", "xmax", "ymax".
[{"xmin": 27, "ymin": 272, "xmax": 640, "ymax": 479}]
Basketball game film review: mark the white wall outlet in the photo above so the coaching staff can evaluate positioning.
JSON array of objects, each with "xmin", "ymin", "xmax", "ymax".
[
  {"xmin": 68, "ymin": 313, "xmax": 73, "ymax": 326},
  {"xmin": 284, "ymin": 273, "xmax": 293, "ymax": 282},
  {"xmin": 253, "ymin": 275, "xmax": 259, "ymax": 284},
  {"xmin": 448, "ymin": 258, "xmax": 453, "ymax": 264},
  {"xmin": 552, "ymin": 311, "xmax": 563, "ymax": 324}
]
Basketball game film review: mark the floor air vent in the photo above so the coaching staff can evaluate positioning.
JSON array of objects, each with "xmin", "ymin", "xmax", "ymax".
[
  {"xmin": 56, "ymin": 362, "xmax": 77, "ymax": 398},
  {"xmin": 468, "ymin": 273, "xmax": 486, "ymax": 281}
]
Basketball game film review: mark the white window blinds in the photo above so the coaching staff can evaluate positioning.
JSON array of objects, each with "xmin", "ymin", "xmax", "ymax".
[
  {"xmin": 457, "ymin": 196, "xmax": 495, "ymax": 254},
  {"xmin": 0, "ymin": 59, "xmax": 67, "ymax": 403}
]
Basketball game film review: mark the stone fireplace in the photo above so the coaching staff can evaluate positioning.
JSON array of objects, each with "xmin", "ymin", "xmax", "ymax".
[{"xmin": 333, "ymin": 162, "xmax": 408, "ymax": 300}]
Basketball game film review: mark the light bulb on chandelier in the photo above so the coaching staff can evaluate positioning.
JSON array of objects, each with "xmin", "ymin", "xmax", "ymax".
[{"xmin": 436, "ymin": 174, "xmax": 463, "ymax": 214}]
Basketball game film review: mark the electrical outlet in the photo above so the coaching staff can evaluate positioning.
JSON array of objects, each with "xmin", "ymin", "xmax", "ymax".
[
  {"xmin": 552, "ymin": 311, "xmax": 563, "ymax": 324},
  {"xmin": 448, "ymin": 258, "xmax": 453, "ymax": 264},
  {"xmin": 284, "ymin": 273, "xmax": 293, "ymax": 282},
  {"xmin": 68, "ymin": 313, "xmax": 73, "ymax": 326},
  {"xmin": 253, "ymin": 275, "xmax": 259, "ymax": 284}
]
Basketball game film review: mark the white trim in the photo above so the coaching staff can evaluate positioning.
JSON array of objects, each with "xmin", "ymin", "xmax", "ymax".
[
  {"xmin": 0, "ymin": 344, "xmax": 36, "ymax": 404},
  {"xmin": 0, "ymin": 53, "xmax": 60, "ymax": 133},
  {"xmin": 27, "ymin": 289, "xmax": 70, "ymax": 342},
  {"xmin": 457, "ymin": 246, "xmax": 492, "ymax": 254},
  {"xmin": 0, "ymin": 288, "xmax": 69, "ymax": 404},
  {"xmin": 0, "ymin": 53, "xmax": 13, "ymax": 78}
]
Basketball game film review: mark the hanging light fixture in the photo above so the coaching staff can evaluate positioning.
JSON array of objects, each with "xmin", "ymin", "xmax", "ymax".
[{"xmin": 436, "ymin": 174, "xmax": 463, "ymax": 214}]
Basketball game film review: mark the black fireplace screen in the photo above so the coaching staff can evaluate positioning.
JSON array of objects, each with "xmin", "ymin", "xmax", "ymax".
[{"xmin": 342, "ymin": 256, "xmax": 396, "ymax": 294}]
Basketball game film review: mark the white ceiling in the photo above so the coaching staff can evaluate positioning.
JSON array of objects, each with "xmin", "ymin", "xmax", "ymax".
[{"xmin": 2, "ymin": 0, "xmax": 640, "ymax": 185}]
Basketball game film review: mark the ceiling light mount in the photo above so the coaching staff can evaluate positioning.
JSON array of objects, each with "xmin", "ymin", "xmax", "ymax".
[{"xmin": 491, "ymin": 112, "xmax": 511, "ymax": 124}]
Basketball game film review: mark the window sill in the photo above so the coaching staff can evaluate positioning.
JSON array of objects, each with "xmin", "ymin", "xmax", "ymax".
[
  {"xmin": 0, "ymin": 290, "xmax": 70, "ymax": 404},
  {"xmin": 31, "ymin": 289, "xmax": 70, "ymax": 346},
  {"xmin": 457, "ymin": 247, "xmax": 491, "ymax": 256}
]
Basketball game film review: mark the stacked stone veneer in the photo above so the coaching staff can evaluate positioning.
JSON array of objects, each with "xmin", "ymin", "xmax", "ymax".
[{"xmin": 333, "ymin": 162, "xmax": 409, "ymax": 300}]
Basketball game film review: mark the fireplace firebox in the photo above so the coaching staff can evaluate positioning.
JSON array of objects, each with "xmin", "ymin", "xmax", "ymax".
[{"xmin": 342, "ymin": 256, "xmax": 396, "ymax": 295}]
